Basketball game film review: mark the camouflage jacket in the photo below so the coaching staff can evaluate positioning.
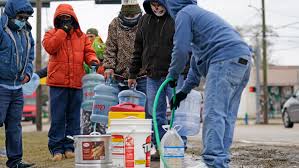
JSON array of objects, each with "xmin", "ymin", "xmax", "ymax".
[{"xmin": 103, "ymin": 17, "xmax": 146, "ymax": 79}]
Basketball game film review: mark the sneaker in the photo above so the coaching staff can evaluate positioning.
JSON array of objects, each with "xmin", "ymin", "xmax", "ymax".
[
  {"xmin": 64, "ymin": 151, "xmax": 75, "ymax": 159},
  {"xmin": 12, "ymin": 161, "xmax": 35, "ymax": 168},
  {"xmin": 52, "ymin": 153, "xmax": 63, "ymax": 161}
]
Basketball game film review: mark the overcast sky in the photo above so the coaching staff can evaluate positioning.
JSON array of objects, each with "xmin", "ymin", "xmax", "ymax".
[{"xmin": 26, "ymin": 0, "xmax": 299, "ymax": 66}]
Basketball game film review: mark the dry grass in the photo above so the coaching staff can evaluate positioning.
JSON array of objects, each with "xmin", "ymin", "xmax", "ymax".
[{"xmin": 0, "ymin": 129, "xmax": 74, "ymax": 168}]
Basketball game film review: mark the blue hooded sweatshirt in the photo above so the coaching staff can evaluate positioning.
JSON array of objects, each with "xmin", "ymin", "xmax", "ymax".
[
  {"xmin": 164, "ymin": 0, "xmax": 251, "ymax": 93},
  {"xmin": 0, "ymin": 0, "xmax": 35, "ymax": 88}
]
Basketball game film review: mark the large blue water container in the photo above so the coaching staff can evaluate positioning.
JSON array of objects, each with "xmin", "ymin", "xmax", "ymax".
[
  {"xmin": 90, "ymin": 83, "xmax": 119, "ymax": 124},
  {"xmin": 118, "ymin": 88, "xmax": 146, "ymax": 107},
  {"xmin": 82, "ymin": 71, "xmax": 105, "ymax": 101}
]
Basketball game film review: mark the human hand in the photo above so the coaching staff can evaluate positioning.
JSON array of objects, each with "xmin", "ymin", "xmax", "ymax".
[
  {"xmin": 170, "ymin": 91, "xmax": 188, "ymax": 110},
  {"xmin": 128, "ymin": 79, "xmax": 137, "ymax": 88},
  {"xmin": 168, "ymin": 79, "xmax": 177, "ymax": 88},
  {"xmin": 104, "ymin": 69, "xmax": 114, "ymax": 79},
  {"xmin": 21, "ymin": 75, "xmax": 30, "ymax": 84},
  {"xmin": 61, "ymin": 22, "xmax": 72, "ymax": 33}
]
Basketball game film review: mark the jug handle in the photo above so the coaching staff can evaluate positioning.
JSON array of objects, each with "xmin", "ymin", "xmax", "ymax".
[
  {"xmin": 173, "ymin": 125, "xmax": 182, "ymax": 132},
  {"xmin": 162, "ymin": 125, "xmax": 170, "ymax": 131}
]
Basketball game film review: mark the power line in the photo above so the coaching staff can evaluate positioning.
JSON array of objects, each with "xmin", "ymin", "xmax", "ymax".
[{"xmin": 274, "ymin": 21, "xmax": 299, "ymax": 29}]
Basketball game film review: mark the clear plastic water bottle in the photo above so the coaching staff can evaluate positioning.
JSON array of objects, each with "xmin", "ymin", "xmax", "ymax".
[
  {"xmin": 22, "ymin": 73, "xmax": 40, "ymax": 96},
  {"xmin": 118, "ymin": 88, "xmax": 146, "ymax": 107},
  {"xmin": 160, "ymin": 125, "xmax": 184, "ymax": 168},
  {"xmin": 173, "ymin": 90, "xmax": 202, "ymax": 136}
]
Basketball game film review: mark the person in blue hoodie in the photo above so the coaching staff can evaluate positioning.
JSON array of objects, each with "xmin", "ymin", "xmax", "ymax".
[
  {"xmin": 128, "ymin": 0, "xmax": 188, "ymax": 160},
  {"xmin": 0, "ymin": 0, "xmax": 35, "ymax": 167},
  {"xmin": 163, "ymin": 0, "xmax": 252, "ymax": 167}
]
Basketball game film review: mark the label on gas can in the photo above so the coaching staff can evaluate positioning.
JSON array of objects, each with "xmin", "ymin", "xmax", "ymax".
[{"xmin": 82, "ymin": 141, "xmax": 105, "ymax": 160}]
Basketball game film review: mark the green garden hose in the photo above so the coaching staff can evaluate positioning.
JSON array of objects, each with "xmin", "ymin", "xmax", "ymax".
[{"xmin": 152, "ymin": 78, "xmax": 176, "ymax": 168}]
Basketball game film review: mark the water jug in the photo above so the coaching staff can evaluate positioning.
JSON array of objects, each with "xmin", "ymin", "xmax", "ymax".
[
  {"xmin": 91, "ymin": 83, "xmax": 119, "ymax": 124},
  {"xmin": 22, "ymin": 73, "xmax": 40, "ymax": 96},
  {"xmin": 118, "ymin": 88, "xmax": 146, "ymax": 107},
  {"xmin": 173, "ymin": 90, "xmax": 202, "ymax": 136},
  {"xmin": 160, "ymin": 125, "xmax": 184, "ymax": 168},
  {"xmin": 81, "ymin": 100, "xmax": 107, "ymax": 135},
  {"xmin": 82, "ymin": 69, "xmax": 105, "ymax": 101}
]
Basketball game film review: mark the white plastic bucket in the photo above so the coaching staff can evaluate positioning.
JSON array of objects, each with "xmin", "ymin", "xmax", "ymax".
[{"xmin": 109, "ymin": 119, "xmax": 152, "ymax": 168}]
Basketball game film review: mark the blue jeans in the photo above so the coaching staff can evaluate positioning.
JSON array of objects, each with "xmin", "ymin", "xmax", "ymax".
[
  {"xmin": 147, "ymin": 76, "xmax": 184, "ymax": 146},
  {"xmin": 202, "ymin": 56, "xmax": 251, "ymax": 168},
  {"xmin": 48, "ymin": 87, "xmax": 82, "ymax": 155},
  {"xmin": 0, "ymin": 87, "xmax": 23, "ymax": 167}
]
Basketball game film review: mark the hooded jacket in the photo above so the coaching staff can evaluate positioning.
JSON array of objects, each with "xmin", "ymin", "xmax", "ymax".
[
  {"xmin": 43, "ymin": 4, "xmax": 99, "ymax": 89},
  {"xmin": 129, "ymin": 0, "xmax": 175, "ymax": 79},
  {"xmin": 164, "ymin": 0, "xmax": 251, "ymax": 93},
  {"xmin": 0, "ymin": 0, "xmax": 35, "ymax": 87}
]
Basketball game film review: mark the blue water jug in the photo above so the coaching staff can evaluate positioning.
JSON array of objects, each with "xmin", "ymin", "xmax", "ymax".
[
  {"xmin": 118, "ymin": 88, "xmax": 146, "ymax": 107},
  {"xmin": 90, "ymin": 83, "xmax": 119, "ymax": 124},
  {"xmin": 82, "ymin": 68, "xmax": 105, "ymax": 101},
  {"xmin": 173, "ymin": 90, "xmax": 202, "ymax": 136}
]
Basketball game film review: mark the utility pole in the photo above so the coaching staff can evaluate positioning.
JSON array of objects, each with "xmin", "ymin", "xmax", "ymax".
[
  {"xmin": 255, "ymin": 37, "xmax": 261, "ymax": 124},
  {"xmin": 261, "ymin": 0, "xmax": 268, "ymax": 124},
  {"xmin": 36, "ymin": 0, "xmax": 43, "ymax": 131}
]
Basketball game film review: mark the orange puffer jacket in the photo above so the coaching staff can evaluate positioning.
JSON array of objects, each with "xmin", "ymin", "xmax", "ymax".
[{"xmin": 43, "ymin": 4, "xmax": 99, "ymax": 89}]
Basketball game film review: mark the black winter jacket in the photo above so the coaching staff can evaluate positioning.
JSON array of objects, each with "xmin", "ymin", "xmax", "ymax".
[{"xmin": 129, "ymin": 14, "xmax": 175, "ymax": 79}]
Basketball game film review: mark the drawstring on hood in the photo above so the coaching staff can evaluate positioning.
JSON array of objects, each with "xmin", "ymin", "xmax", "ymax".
[{"xmin": 162, "ymin": 0, "xmax": 197, "ymax": 18}]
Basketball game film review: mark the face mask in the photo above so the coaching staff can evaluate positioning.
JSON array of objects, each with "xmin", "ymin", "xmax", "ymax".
[
  {"xmin": 14, "ymin": 19, "xmax": 26, "ymax": 30},
  {"xmin": 150, "ymin": 3, "xmax": 166, "ymax": 17}
]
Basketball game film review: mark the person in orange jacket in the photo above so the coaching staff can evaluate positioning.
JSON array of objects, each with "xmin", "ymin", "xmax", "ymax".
[{"xmin": 42, "ymin": 4, "xmax": 99, "ymax": 161}]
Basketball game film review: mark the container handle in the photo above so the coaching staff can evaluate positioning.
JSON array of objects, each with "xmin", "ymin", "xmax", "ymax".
[
  {"xmin": 162, "ymin": 125, "xmax": 170, "ymax": 131},
  {"xmin": 120, "ymin": 102, "xmax": 136, "ymax": 107},
  {"xmin": 90, "ymin": 132, "xmax": 101, "ymax": 136},
  {"xmin": 66, "ymin": 135, "xmax": 74, "ymax": 141},
  {"xmin": 173, "ymin": 125, "xmax": 182, "ymax": 132},
  {"xmin": 125, "ymin": 116, "xmax": 139, "ymax": 119}
]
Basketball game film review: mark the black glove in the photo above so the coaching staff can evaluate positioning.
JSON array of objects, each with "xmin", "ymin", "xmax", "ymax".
[
  {"xmin": 170, "ymin": 91, "xmax": 188, "ymax": 110},
  {"xmin": 168, "ymin": 79, "xmax": 177, "ymax": 88},
  {"xmin": 90, "ymin": 61, "xmax": 99, "ymax": 72},
  {"xmin": 61, "ymin": 22, "xmax": 72, "ymax": 33}
]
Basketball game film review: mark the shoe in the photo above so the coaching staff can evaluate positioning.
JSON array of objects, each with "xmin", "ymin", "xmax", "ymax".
[
  {"xmin": 52, "ymin": 153, "xmax": 63, "ymax": 161},
  {"xmin": 64, "ymin": 151, "xmax": 75, "ymax": 159},
  {"xmin": 12, "ymin": 161, "xmax": 35, "ymax": 168},
  {"xmin": 151, "ymin": 152, "xmax": 160, "ymax": 161}
]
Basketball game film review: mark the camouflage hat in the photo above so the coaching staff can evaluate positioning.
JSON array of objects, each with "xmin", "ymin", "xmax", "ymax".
[
  {"xmin": 86, "ymin": 28, "xmax": 98, "ymax": 36},
  {"xmin": 121, "ymin": 4, "xmax": 141, "ymax": 15}
]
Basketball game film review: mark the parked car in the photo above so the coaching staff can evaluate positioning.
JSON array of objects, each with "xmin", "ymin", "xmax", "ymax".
[
  {"xmin": 282, "ymin": 90, "xmax": 299, "ymax": 128},
  {"xmin": 23, "ymin": 92, "xmax": 36, "ymax": 124}
]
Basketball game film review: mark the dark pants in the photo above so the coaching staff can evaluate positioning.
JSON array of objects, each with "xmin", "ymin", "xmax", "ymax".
[
  {"xmin": 0, "ymin": 86, "xmax": 23, "ymax": 167},
  {"xmin": 48, "ymin": 87, "xmax": 82, "ymax": 155}
]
